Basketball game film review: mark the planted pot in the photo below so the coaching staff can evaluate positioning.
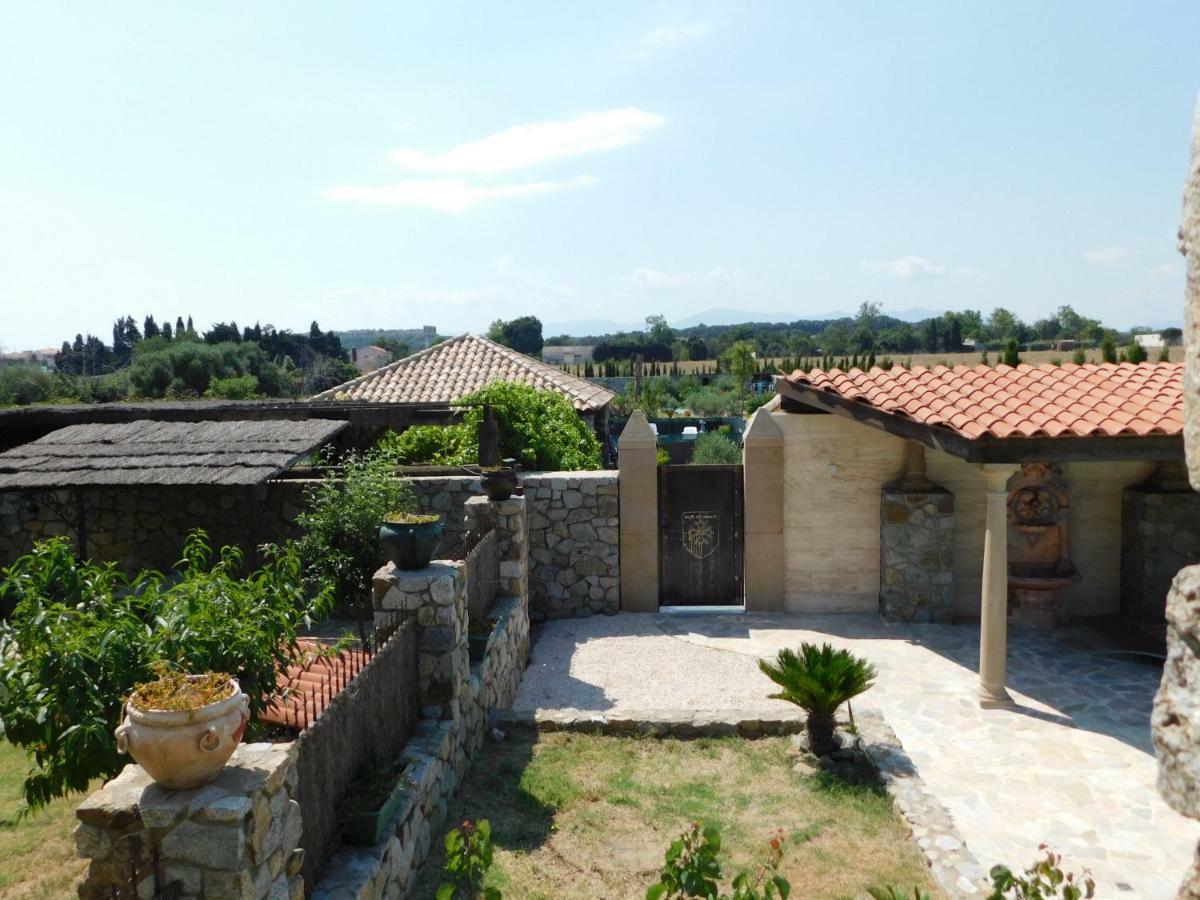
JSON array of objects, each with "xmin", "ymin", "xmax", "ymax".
[
  {"xmin": 479, "ymin": 466, "xmax": 517, "ymax": 501},
  {"xmin": 379, "ymin": 513, "xmax": 444, "ymax": 570},
  {"xmin": 468, "ymin": 616, "xmax": 497, "ymax": 662},
  {"xmin": 115, "ymin": 673, "xmax": 250, "ymax": 790},
  {"xmin": 344, "ymin": 764, "xmax": 410, "ymax": 846}
]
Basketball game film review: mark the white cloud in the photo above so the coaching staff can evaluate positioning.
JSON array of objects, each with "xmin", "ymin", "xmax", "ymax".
[
  {"xmin": 325, "ymin": 175, "xmax": 596, "ymax": 213},
  {"xmin": 1147, "ymin": 262, "xmax": 1184, "ymax": 279},
  {"xmin": 1082, "ymin": 246, "xmax": 1130, "ymax": 263},
  {"xmin": 636, "ymin": 22, "xmax": 712, "ymax": 54},
  {"xmin": 629, "ymin": 266, "xmax": 745, "ymax": 289},
  {"xmin": 387, "ymin": 109, "xmax": 664, "ymax": 175},
  {"xmin": 860, "ymin": 256, "xmax": 947, "ymax": 279}
]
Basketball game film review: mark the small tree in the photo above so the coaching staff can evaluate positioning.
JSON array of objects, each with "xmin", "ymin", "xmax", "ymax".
[
  {"xmin": 1001, "ymin": 339, "xmax": 1021, "ymax": 367},
  {"xmin": 1126, "ymin": 340, "xmax": 1148, "ymax": 363},
  {"xmin": 721, "ymin": 341, "xmax": 757, "ymax": 415},
  {"xmin": 1071, "ymin": 348, "xmax": 1087, "ymax": 365},
  {"xmin": 1100, "ymin": 334, "xmax": 1118, "ymax": 364},
  {"xmin": 692, "ymin": 433, "xmax": 742, "ymax": 465}
]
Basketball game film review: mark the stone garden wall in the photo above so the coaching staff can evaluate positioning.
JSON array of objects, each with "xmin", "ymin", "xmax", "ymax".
[
  {"xmin": 1122, "ymin": 484, "xmax": 1200, "ymax": 623},
  {"xmin": 75, "ymin": 742, "xmax": 304, "ymax": 900},
  {"xmin": 72, "ymin": 496, "xmax": 531, "ymax": 900},
  {"xmin": 879, "ymin": 488, "xmax": 955, "ymax": 623},
  {"xmin": 523, "ymin": 471, "xmax": 620, "ymax": 618}
]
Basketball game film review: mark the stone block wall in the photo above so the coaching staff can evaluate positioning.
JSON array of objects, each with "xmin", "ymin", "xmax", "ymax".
[
  {"xmin": 315, "ymin": 496, "xmax": 530, "ymax": 898},
  {"xmin": 879, "ymin": 489, "xmax": 955, "ymax": 623},
  {"xmin": 1122, "ymin": 487, "xmax": 1200, "ymax": 623},
  {"xmin": 75, "ymin": 743, "xmax": 303, "ymax": 900},
  {"xmin": 523, "ymin": 472, "xmax": 620, "ymax": 618}
]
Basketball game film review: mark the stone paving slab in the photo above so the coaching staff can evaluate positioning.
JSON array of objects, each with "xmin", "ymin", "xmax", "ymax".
[{"xmin": 513, "ymin": 611, "xmax": 1200, "ymax": 899}]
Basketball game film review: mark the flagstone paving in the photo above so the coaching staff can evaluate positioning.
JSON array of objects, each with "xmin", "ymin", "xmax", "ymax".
[{"xmin": 512, "ymin": 612, "xmax": 1199, "ymax": 899}]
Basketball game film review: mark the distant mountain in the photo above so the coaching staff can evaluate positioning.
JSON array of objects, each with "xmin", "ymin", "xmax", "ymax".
[
  {"xmin": 671, "ymin": 308, "xmax": 800, "ymax": 328},
  {"xmin": 543, "ymin": 319, "xmax": 642, "ymax": 340}
]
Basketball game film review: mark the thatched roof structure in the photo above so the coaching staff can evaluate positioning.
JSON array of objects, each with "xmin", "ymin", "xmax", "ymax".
[{"xmin": 0, "ymin": 419, "xmax": 347, "ymax": 488}]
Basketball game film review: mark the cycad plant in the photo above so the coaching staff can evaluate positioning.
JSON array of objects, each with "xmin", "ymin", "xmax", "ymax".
[{"xmin": 758, "ymin": 643, "xmax": 877, "ymax": 757}]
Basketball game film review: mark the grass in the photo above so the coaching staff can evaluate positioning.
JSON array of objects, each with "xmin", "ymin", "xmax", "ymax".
[
  {"xmin": 0, "ymin": 742, "xmax": 95, "ymax": 899},
  {"xmin": 412, "ymin": 733, "xmax": 941, "ymax": 899}
]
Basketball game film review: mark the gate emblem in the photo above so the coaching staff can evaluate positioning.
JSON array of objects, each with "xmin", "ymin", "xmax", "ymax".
[{"xmin": 682, "ymin": 511, "xmax": 719, "ymax": 560}]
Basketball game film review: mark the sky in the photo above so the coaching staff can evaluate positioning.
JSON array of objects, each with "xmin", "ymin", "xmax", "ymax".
[{"xmin": 1, "ymin": 2, "xmax": 1197, "ymax": 351}]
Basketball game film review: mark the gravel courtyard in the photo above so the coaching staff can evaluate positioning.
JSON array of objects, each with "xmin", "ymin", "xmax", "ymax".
[{"xmin": 512, "ymin": 611, "xmax": 1199, "ymax": 899}]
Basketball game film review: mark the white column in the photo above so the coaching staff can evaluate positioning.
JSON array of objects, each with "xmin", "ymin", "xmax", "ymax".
[{"xmin": 979, "ymin": 463, "xmax": 1018, "ymax": 708}]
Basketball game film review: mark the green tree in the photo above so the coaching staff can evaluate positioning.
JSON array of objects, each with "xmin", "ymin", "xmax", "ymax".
[
  {"xmin": 987, "ymin": 308, "xmax": 1022, "ymax": 342},
  {"xmin": 721, "ymin": 340, "xmax": 757, "ymax": 415},
  {"xmin": 1101, "ymin": 333, "xmax": 1118, "ymax": 363},
  {"xmin": 487, "ymin": 316, "xmax": 544, "ymax": 356},
  {"xmin": 645, "ymin": 314, "xmax": 675, "ymax": 347},
  {"xmin": 692, "ymin": 433, "xmax": 742, "ymax": 464},
  {"xmin": 0, "ymin": 366, "xmax": 53, "ymax": 405},
  {"xmin": 1126, "ymin": 339, "xmax": 1148, "ymax": 363},
  {"xmin": 1002, "ymin": 339, "xmax": 1021, "ymax": 366}
]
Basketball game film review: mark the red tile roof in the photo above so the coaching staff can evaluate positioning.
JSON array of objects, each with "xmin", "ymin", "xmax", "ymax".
[
  {"xmin": 313, "ymin": 333, "xmax": 614, "ymax": 413},
  {"xmin": 260, "ymin": 639, "xmax": 370, "ymax": 732},
  {"xmin": 784, "ymin": 362, "xmax": 1183, "ymax": 440}
]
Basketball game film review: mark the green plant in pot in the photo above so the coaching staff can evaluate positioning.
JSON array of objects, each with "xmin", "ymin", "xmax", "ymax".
[
  {"xmin": 468, "ymin": 615, "xmax": 496, "ymax": 662},
  {"xmin": 380, "ymin": 512, "xmax": 444, "ymax": 570},
  {"xmin": 758, "ymin": 643, "xmax": 876, "ymax": 758}
]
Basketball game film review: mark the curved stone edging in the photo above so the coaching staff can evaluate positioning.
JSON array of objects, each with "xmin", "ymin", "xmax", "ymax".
[{"xmin": 496, "ymin": 707, "xmax": 806, "ymax": 737}]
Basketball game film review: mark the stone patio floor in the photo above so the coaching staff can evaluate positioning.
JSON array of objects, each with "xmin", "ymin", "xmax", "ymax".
[{"xmin": 512, "ymin": 611, "xmax": 1199, "ymax": 899}]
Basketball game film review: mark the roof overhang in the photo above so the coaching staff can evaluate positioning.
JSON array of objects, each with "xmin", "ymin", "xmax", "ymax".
[{"xmin": 777, "ymin": 378, "xmax": 1183, "ymax": 464}]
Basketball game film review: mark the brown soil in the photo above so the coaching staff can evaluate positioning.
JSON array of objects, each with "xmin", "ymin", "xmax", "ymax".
[
  {"xmin": 382, "ymin": 513, "xmax": 441, "ymax": 524},
  {"xmin": 130, "ymin": 670, "xmax": 234, "ymax": 712}
]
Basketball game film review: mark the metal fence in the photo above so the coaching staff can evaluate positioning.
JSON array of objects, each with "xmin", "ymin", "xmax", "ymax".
[{"xmin": 462, "ymin": 519, "xmax": 498, "ymax": 622}]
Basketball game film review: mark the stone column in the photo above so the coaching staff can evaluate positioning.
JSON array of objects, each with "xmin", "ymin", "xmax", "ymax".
[
  {"xmin": 618, "ymin": 411, "xmax": 659, "ymax": 612},
  {"xmin": 1154, "ymin": 97, "xmax": 1200, "ymax": 900},
  {"xmin": 743, "ymin": 408, "xmax": 784, "ymax": 611},
  {"xmin": 373, "ymin": 562, "xmax": 469, "ymax": 721},
  {"xmin": 978, "ymin": 463, "xmax": 1018, "ymax": 708}
]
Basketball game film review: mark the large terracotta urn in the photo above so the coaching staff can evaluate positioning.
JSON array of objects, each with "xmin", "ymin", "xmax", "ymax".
[{"xmin": 115, "ymin": 677, "xmax": 250, "ymax": 790}]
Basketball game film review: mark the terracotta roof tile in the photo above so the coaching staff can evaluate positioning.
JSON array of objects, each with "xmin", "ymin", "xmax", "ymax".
[
  {"xmin": 785, "ymin": 362, "xmax": 1183, "ymax": 441},
  {"xmin": 312, "ymin": 334, "xmax": 614, "ymax": 412}
]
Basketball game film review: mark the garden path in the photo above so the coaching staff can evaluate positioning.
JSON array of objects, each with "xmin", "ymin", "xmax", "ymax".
[{"xmin": 512, "ymin": 612, "xmax": 1198, "ymax": 899}]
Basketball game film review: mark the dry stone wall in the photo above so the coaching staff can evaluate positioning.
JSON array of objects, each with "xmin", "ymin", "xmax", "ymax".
[
  {"xmin": 75, "ymin": 743, "xmax": 303, "ymax": 900},
  {"xmin": 879, "ymin": 489, "xmax": 955, "ymax": 623},
  {"xmin": 523, "ymin": 472, "xmax": 620, "ymax": 618}
]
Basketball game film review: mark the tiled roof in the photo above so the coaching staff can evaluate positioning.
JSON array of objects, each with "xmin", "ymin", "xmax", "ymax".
[
  {"xmin": 784, "ymin": 362, "xmax": 1183, "ymax": 440},
  {"xmin": 313, "ymin": 334, "xmax": 614, "ymax": 412},
  {"xmin": 259, "ymin": 639, "xmax": 370, "ymax": 732}
]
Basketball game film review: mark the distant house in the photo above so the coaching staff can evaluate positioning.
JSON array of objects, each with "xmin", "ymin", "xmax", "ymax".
[
  {"xmin": 1135, "ymin": 333, "xmax": 1165, "ymax": 350},
  {"xmin": 351, "ymin": 345, "xmax": 391, "ymax": 373},
  {"xmin": 542, "ymin": 345, "xmax": 595, "ymax": 366},
  {"xmin": 1054, "ymin": 339, "xmax": 1079, "ymax": 351},
  {"xmin": 1, "ymin": 349, "xmax": 58, "ymax": 371},
  {"xmin": 315, "ymin": 333, "xmax": 615, "ymax": 432}
]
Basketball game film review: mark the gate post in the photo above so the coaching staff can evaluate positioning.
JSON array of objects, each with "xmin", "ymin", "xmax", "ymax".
[
  {"xmin": 743, "ymin": 407, "xmax": 785, "ymax": 611},
  {"xmin": 618, "ymin": 411, "xmax": 659, "ymax": 611}
]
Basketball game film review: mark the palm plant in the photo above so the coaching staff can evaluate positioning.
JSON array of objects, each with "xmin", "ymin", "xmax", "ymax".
[{"xmin": 758, "ymin": 643, "xmax": 877, "ymax": 757}]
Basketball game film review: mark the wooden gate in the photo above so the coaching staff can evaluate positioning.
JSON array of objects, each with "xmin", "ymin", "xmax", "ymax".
[{"xmin": 658, "ymin": 465, "xmax": 744, "ymax": 606}]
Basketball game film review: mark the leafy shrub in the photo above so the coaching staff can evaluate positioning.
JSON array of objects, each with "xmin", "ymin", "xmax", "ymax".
[
  {"xmin": 869, "ymin": 888, "xmax": 932, "ymax": 900},
  {"xmin": 646, "ymin": 822, "xmax": 789, "ymax": 899},
  {"xmin": 205, "ymin": 373, "xmax": 260, "ymax": 400},
  {"xmin": 987, "ymin": 846, "xmax": 1094, "ymax": 899},
  {"xmin": 380, "ymin": 424, "xmax": 475, "ymax": 465},
  {"xmin": 1071, "ymin": 348, "xmax": 1087, "ymax": 364},
  {"xmin": 692, "ymin": 433, "xmax": 741, "ymax": 465},
  {"xmin": 0, "ymin": 532, "xmax": 328, "ymax": 808},
  {"xmin": 1125, "ymin": 340, "xmax": 1148, "ymax": 364},
  {"xmin": 128, "ymin": 340, "xmax": 286, "ymax": 398},
  {"xmin": 758, "ymin": 643, "xmax": 877, "ymax": 757},
  {"xmin": 437, "ymin": 819, "xmax": 500, "ymax": 899},
  {"xmin": 0, "ymin": 365, "xmax": 53, "ymax": 405},
  {"xmin": 458, "ymin": 381, "xmax": 602, "ymax": 471},
  {"xmin": 295, "ymin": 449, "xmax": 416, "ymax": 622},
  {"xmin": 657, "ymin": 447, "xmax": 671, "ymax": 466}
]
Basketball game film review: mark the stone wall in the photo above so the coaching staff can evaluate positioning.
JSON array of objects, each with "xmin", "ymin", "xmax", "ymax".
[
  {"xmin": 879, "ymin": 488, "xmax": 955, "ymax": 623},
  {"xmin": 0, "ymin": 475, "xmax": 481, "ymax": 576},
  {"xmin": 313, "ymin": 497, "xmax": 531, "ymax": 898},
  {"xmin": 1122, "ymin": 485, "xmax": 1200, "ymax": 623},
  {"xmin": 75, "ymin": 742, "xmax": 303, "ymax": 900},
  {"xmin": 523, "ymin": 472, "xmax": 620, "ymax": 618}
]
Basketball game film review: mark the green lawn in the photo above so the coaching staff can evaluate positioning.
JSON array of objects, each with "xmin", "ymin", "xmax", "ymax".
[
  {"xmin": 412, "ymin": 732, "xmax": 941, "ymax": 899},
  {"xmin": 0, "ymin": 742, "xmax": 95, "ymax": 899}
]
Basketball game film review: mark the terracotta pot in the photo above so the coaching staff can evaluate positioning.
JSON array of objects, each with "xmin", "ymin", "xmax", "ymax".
[{"xmin": 115, "ymin": 678, "xmax": 250, "ymax": 790}]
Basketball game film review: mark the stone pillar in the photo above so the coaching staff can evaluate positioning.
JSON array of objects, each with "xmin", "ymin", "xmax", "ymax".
[
  {"xmin": 465, "ymin": 494, "xmax": 530, "ymax": 668},
  {"xmin": 618, "ymin": 411, "xmax": 659, "ymax": 612},
  {"xmin": 880, "ymin": 443, "xmax": 955, "ymax": 623},
  {"xmin": 743, "ymin": 408, "xmax": 784, "ymax": 611},
  {"xmin": 979, "ymin": 463, "xmax": 1018, "ymax": 708},
  {"xmin": 74, "ymin": 743, "xmax": 303, "ymax": 900},
  {"xmin": 1185, "ymin": 98, "xmax": 1200, "ymax": 491},
  {"xmin": 1154, "ymin": 98, "xmax": 1200, "ymax": 899},
  {"xmin": 373, "ymin": 562, "xmax": 469, "ymax": 721}
]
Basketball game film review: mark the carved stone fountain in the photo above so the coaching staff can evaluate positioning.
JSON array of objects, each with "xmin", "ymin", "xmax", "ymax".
[{"xmin": 1007, "ymin": 463, "xmax": 1080, "ymax": 629}]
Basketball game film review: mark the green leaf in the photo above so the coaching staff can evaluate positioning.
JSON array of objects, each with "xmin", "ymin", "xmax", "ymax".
[
  {"xmin": 646, "ymin": 884, "xmax": 668, "ymax": 900},
  {"xmin": 435, "ymin": 884, "xmax": 456, "ymax": 900}
]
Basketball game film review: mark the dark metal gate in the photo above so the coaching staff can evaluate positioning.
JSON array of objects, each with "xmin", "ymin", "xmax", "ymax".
[{"xmin": 658, "ymin": 465, "xmax": 744, "ymax": 606}]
